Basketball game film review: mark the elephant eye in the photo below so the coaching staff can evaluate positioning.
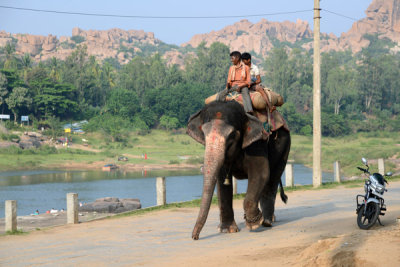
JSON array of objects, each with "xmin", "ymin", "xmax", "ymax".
[{"xmin": 226, "ymin": 132, "xmax": 237, "ymax": 150}]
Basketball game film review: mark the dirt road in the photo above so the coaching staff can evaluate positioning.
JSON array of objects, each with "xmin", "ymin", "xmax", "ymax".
[{"xmin": 1, "ymin": 182, "xmax": 400, "ymax": 267}]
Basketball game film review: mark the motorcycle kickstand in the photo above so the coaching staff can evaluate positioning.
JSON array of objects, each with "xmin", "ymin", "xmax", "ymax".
[{"xmin": 377, "ymin": 217, "xmax": 384, "ymax": 226}]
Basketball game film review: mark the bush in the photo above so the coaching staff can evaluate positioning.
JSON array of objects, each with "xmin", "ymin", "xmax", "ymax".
[
  {"xmin": 299, "ymin": 125, "xmax": 312, "ymax": 136},
  {"xmin": 71, "ymin": 36, "xmax": 85, "ymax": 44},
  {"xmin": 0, "ymin": 133, "xmax": 20, "ymax": 142},
  {"xmin": 159, "ymin": 115, "xmax": 179, "ymax": 130},
  {"xmin": 186, "ymin": 156, "xmax": 204, "ymax": 164},
  {"xmin": 85, "ymin": 114, "xmax": 129, "ymax": 142},
  {"xmin": 321, "ymin": 113, "xmax": 351, "ymax": 137},
  {"xmin": 4, "ymin": 121, "xmax": 23, "ymax": 131}
]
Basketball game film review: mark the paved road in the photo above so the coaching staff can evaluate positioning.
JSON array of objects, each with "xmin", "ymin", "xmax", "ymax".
[{"xmin": 1, "ymin": 181, "xmax": 400, "ymax": 266}]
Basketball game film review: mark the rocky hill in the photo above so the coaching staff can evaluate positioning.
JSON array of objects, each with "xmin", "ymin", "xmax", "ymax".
[
  {"xmin": 1, "ymin": 0, "xmax": 400, "ymax": 65},
  {"xmin": 184, "ymin": 0, "xmax": 400, "ymax": 56},
  {"xmin": 0, "ymin": 27, "xmax": 185, "ymax": 65},
  {"xmin": 183, "ymin": 18, "xmax": 314, "ymax": 57}
]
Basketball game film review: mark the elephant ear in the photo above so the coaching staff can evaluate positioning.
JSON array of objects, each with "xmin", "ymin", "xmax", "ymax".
[
  {"xmin": 187, "ymin": 110, "xmax": 205, "ymax": 145},
  {"xmin": 242, "ymin": 114, "xmax": 263, "ymax": 148}
]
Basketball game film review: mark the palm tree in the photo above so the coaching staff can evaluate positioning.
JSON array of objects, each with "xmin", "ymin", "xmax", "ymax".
[
  {"xmin": 4, "ymin": 42, "xmax": 17, "ymax": 69},
  {"xmin": 49, "ymin": 57, "xmax": 61, "ymax": 82},
  {"xmin": 20, "ymin": 53, "xmax": 32, "ymax": 82}
]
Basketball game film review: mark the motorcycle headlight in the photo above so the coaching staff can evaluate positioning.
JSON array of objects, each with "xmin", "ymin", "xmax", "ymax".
[{"xmin": 376, "ymin": 184, "xmax": 384, "ymax": 194}]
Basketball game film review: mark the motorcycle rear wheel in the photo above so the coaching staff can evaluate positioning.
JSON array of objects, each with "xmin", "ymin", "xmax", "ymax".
[{"xmin": 357, "ymin": 202, "xmax": 380, "ymax": 230}]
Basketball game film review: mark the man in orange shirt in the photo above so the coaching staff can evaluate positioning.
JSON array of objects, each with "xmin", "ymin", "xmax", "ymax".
[{"xmin": 219, "ymin": 51, "xmax": 253, "ymax": 113}]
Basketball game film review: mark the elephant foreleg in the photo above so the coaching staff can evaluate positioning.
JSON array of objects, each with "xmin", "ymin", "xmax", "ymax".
[{"xmin": 217, "ymin": 172, "xmax": 239, "ymax": 233}]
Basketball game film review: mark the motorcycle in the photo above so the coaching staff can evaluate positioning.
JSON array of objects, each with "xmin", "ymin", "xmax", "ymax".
[{"xmin": 356, "ymin": 158, "xmax": 392, "ymax": 230}]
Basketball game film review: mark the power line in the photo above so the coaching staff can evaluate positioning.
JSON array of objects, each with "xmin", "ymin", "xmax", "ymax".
[
  {"xmin": 322, "ymin": 9, "xmax": 359, "ymax": 22},
  {"xmin": 322, "ymin": 9, "xmax": 400, "ymax": 34},
  {"xmin": 0, "ymin": 5, "xmax": 313, "ymax": 19}
]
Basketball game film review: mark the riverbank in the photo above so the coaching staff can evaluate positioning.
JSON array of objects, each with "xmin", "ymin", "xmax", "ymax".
[
  {"xmin": 0, "ymin": 129, "xmax": 399, "ymax": 177},
  {"xmin": 1, "ymin": 181, "xmax": 399, "ymax": 266}
]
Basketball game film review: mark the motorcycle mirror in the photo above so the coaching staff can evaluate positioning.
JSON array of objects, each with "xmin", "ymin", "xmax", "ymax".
[
  {"xmin": 361, "ymin": 157, "xmax": 368, "ymax": 166},
  {"xmin": 385, "ymin": 171, "xmax": 393, "ymax": 176}
]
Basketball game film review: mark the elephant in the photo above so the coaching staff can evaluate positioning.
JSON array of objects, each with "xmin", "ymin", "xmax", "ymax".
[{"xmin": 187, "ymin": 100, "xmax": 291, "ymax": 240}]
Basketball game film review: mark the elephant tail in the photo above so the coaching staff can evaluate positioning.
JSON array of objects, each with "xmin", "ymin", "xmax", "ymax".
[{"xmin": 279, "ymin": 179, "xmax": 288, "ymax": 204}]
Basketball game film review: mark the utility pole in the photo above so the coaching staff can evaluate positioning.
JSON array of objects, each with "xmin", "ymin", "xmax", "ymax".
[{"xmin": 313, "ymin": 0, "xmax": 322, "ymax": 187}]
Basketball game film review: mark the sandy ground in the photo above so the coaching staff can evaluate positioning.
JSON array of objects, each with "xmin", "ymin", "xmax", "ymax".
[{"xmin": 1, "ymin": 182, "xmax": 400, "ymax": 267}]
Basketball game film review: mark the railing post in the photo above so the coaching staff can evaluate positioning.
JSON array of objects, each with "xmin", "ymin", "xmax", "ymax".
[
  {"xmin": 156, "ymin": 177, "xmax": 166, "ymax": 206},
  {"xmin": 378, "ymin": 158, "xmax": 385, "ymax": 174},
  {"xmin": 285, "ymin": 164, "xmax": 294, "ymax": 187},
  {"xmin": 5, "ymin": 200, "xmax": 17, "ymax": 232},
  {"xmin": 334, "ymin": 161, "xmax": 341, "ymax": 183},
  {"xmin": 232, "ymin": 176, "xmax": 237, "ymax": 195},
  {"xmin": 67, "ymin": 193, "xmax": 78, "ymax": 224}
]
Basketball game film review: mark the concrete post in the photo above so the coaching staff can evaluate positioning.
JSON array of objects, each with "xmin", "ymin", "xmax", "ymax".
[
  {"xmin": 67, "ymin": 193, "xmax": 78, "ymax": 224},
  {"xmin": 156, "ymin": 177, "xmax": 166, "ymax": 206},
  {"xmin": 5, "ymin": 200, "xmax": 17, "ymax": 232},
  {"xmin": 378, "ymin": 158, "xmax": 385, "ymax": 174},
  {"xmin": 313, "ymin": 0, "xmax": 322, "ymax": 188},
  {"xmin": 334, "ymin": 161, "xmax": 341, "ymax": 183},
  {"xmin": 285, "ymin": 164, "xmax": 294, "ymax": 187},
  {"xmin": 232, "ymin": 176, "xmax": 237, "ymax": 195}
]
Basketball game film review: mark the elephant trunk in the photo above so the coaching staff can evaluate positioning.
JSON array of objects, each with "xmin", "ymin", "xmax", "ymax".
[{"xmin": 192, "ymin": 124, "xmax": 227, "ymax": 240}]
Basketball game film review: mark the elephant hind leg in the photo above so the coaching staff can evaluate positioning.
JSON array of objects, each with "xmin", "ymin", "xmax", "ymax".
[
  {"xmin": 261, "ymin": 130, "xmax": 290, "ymax": 226},
  {"xmin": 243, "ymin": 159, "xmax": 269, "ymax": 230}
]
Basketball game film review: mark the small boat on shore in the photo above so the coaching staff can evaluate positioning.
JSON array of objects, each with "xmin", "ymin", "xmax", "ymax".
[{"xmin": 102, "ymin": 164, "xmax": 118, "ymax": 171}]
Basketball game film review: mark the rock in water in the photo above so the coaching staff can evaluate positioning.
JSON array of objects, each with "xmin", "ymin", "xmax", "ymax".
[{"xmin": 79, "ymin": 197, "xmax": 141, "ymax": 213}]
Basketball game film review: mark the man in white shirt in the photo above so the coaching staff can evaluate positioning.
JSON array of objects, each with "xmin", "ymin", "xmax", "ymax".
[{"xmin": 241, "ymin": 52, "xmax": 261, "ymax": 89}]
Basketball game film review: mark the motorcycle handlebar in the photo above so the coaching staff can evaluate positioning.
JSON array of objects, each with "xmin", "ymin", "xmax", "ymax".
[{"xmin": 357, "ymin": 167, "xmax": 367, "ymax": 172}]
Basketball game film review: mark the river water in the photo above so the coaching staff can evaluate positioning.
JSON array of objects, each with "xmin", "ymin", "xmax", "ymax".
[{"xmin": 0, "ymin": 165, "xmax": 334, "ymax": 217}]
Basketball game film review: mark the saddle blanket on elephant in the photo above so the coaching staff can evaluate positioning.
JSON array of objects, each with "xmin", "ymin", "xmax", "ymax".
[
  {"xmin": 205, "ymin": 87, "xmax": 284, "ymax": 110},
  {"xmin": 204, "ymin": 89, "xmax": 289, "ymax": 133}
]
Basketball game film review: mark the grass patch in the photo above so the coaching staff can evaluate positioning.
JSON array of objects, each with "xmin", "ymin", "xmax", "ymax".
[
  {"xmin": 5, "ymin": 229, "xmax": 26, "ymax": 235},
  {"xmin": 290, "ymin": 132, "xmax": 400, "ymax": 176}
]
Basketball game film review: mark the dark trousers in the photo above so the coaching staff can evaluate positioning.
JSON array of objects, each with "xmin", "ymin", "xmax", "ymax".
[
  {"xmin": 217, "ymin": 87, "xmax": 253, "ymax": 113},
  {"xmin": 241, "ymin": 87, "xmax": 253, "ymax": 113}
]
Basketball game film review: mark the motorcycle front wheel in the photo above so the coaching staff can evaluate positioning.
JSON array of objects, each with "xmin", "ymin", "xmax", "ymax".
[{"xmin": 357, "ymin": 202, "xmax": 380, "ymax": 230}]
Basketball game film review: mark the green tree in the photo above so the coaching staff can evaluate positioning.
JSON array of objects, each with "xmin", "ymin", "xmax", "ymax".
[
  {"xmin": 326, "ymin": 66, "xmax": 356, "ymax": 114},
  {"xmin": 87, "ymin": 114, "xmax": 129, "ymax": 142},
  {"xmin": 62, "ymin": 45, "xmax": 97, "ymax": 109},
  {"xmin": 3, "ymin": 42, "xmax": 17, "ymax": 69},
  {"xmin": 20, "ymin": 53, "xmax": 32, "ymax": 82},
  {"xmin": 105, "ymin": 88, "xmax": 139, "ymax": 118},
  {"xmin": 47, "ymin": 115, "xmax": 63, "ymax": 139},
  {"xmin": 0, "ymin": 73, "xmax": 8, "ymax": 113},
  {"xmin": 264, "ymin": 47, "xmax": 292, "ymax": 99},
  {"xmin": 356, "ymin": 52, "xmax": 384, "ymax": 113},
  {"xmin": 184, "ymin": 42, "xmax": 230, "ymax": 92},
  {"xmin": 5, "ymin": 87, "xmax": 32, "ymax": 122},
  {"xmin": 159, "ymin": 115, "xmax": 179, "ymax": 130},
  {"xmin": 33, "ymin": 80, "xmax": 78, "ymax": 119}
]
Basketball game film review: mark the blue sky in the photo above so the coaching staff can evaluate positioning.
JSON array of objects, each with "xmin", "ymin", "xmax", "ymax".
[{"xmin": 0, "ymin": 0, "xmax": 372, "ymax": 45}]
